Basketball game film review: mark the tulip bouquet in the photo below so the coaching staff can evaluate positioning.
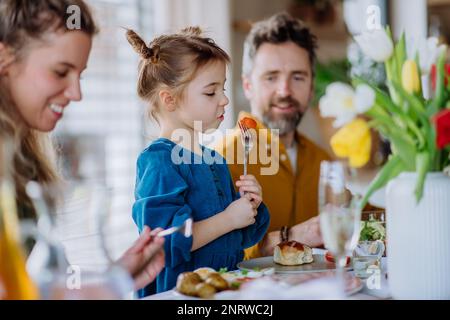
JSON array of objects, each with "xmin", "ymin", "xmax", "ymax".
[{"xmin": 319, "ymin": 27, "xmax": 450, "ymax": 205}]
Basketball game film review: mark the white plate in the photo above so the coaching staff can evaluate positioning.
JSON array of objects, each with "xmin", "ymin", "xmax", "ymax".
[
  {"xmin": 214, "ymin": 274, "xmax": 364, "ymax": 299},
  {"xmin": 237, "ymin": 254, "xmax": 352, "ymax": 274}
]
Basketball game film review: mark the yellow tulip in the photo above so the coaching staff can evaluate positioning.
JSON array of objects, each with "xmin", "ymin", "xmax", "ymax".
[
  {"xmin": 330, "ymin": 118, "xmax": 372, "ymax": 168},
  {"xmin": 401, "ymin": 60, "xmax": 421, "ymax": 94}
]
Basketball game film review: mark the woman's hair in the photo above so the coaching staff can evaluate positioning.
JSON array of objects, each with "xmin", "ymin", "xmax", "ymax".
[
  {"xmin": 0, "ymin": 0, "xmax": 97, "ymax": 219},
  {"xmin": 126, "ymin": 26, "xmax": 230, "ymax": 122}
]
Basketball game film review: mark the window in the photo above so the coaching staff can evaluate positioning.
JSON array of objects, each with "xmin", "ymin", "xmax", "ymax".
[{"xmin": 54, "ymin": 0, "xmax": 153, "ymax": 268}]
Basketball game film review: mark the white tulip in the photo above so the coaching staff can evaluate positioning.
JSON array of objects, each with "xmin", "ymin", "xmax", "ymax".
[
  {"xmin": 421, "ymin": 74, "xmax": 431, "ymax": 99},
  {"xmin": 407, "ymin": 36, "xmax": 446, "ymax": 74},
  {"xmin": 355, "ymin": 84, "xmax": 376, "ymax": 112},
  {"xmin": 319, "ymin": 82, "xmax": 375, "ymax": 128},
  {"xmin": 354, "ymin": 28, "xmax": 394, "ymax": 62},
  {"xmin": 407, "ymin": 36, "xmax": 446, "ymax": 99},
  {"xmin": 418, "ymin": 37, "xmax": 446, "ymax": 74}
]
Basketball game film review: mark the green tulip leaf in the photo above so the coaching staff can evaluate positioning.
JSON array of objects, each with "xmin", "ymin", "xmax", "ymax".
[{"xmin": 361, "ymin": 154, "xmax": 405, "ymax": 208}]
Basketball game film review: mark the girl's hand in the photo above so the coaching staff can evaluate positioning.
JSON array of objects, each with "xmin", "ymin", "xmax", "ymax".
[
  {"xmin": 235, "ymin": 175, "xmax": 263, "ymax": 209},
  {"xmin": 224, "ymin": 197, "xmax": 257, "ymax": 229}
]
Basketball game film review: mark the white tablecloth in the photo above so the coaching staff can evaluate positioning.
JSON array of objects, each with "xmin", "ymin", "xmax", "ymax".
[{"xmin": 143, "ymin": 258, "xmax": 391, "ymax": 300}]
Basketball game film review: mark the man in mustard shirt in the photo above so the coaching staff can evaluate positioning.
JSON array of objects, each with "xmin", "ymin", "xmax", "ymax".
[{"xmin": 215, "ymin": 12, "xmax": 331, "ymax": 259}]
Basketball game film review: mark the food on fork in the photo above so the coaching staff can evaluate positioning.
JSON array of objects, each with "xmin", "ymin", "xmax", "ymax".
[
  {"xmin": 240, "ymin": 117, "xmax": 257, "ymax": 129},
  {"xmin": 273, "ymin": 241, "xmax": 314, "ymax": 266}
]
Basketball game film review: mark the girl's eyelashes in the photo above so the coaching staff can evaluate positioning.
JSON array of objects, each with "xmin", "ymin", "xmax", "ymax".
[
  {"xmin": 204, "ymin": 87, "xmax": 225, "ymax": 97},
  {"xmin": 54, "ymin": 69, "xmax": 68, "ymax": 78}
]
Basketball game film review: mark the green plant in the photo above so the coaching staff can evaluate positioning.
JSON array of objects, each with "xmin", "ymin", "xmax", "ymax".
[
  {"xmin": 313, "ymin": 59, "xmax": 351, "ymax": 106},
  {"xmin": 319, "ymin": 27, "xmax": 450, "ymax": 205}
]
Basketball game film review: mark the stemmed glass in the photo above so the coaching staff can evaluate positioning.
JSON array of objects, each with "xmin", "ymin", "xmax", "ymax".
[
  {"xmin": 26, "ymin": 180, "xmax": 134, "ymax": 299},
  {"xmin": 318, "ymin": 161, "xmax": 362, "ymax": 297}
]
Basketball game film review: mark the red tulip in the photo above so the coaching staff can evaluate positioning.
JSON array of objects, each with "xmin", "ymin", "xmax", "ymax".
[
  {"xmin": 431, "ymin": 63, "xmax": 450, "ymax": 91},
  {"xmin": 434, "ymin": 109, "xmax": 450, "ymax": 149}
]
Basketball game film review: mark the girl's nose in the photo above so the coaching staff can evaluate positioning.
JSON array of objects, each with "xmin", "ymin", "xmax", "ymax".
[{"xmin": 221, "ymin": 93, "xmax": 230, "ymax": 107}]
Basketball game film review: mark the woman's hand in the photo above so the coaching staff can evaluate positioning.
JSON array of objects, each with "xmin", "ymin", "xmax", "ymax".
[
  {"xmin": 117, "ymin": 226, "xmax": 165, "ymax": 290},
  {"xmin": 235, "ymin": 175, "xmax": 263, "ymax": 209}
]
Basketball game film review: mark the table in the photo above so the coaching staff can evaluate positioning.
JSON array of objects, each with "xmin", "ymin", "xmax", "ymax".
[{"xmin": 144, "ymin": 258, "xmax": 391, "ymax": 300}]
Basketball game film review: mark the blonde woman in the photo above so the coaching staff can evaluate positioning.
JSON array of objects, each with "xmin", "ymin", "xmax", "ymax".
[{"xmin": 0, "ymin": 0, "xmax": 164, "ymax": 292}]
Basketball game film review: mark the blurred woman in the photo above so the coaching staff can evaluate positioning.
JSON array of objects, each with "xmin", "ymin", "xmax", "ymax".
[{"xmin": 0, "ymin": 0, "xmax": 164, "ymax": 292}]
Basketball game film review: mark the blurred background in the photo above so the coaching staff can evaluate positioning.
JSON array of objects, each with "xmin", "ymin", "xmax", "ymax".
[{"xmin": 52, "ymin": 0, "xmax": 450, "ymax": 270}]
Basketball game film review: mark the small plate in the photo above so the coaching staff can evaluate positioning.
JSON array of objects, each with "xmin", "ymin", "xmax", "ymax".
[
  {"xmin": 215, "ymin": 274, "xmax": 364, "ymax": 299},
  {"xmin": 237, "ymin": 254, "xmax": 352, "ymax": 274}
]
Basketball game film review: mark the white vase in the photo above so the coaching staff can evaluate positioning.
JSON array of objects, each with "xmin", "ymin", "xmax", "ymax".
[{"xmin": 386, "ymin": 172, "xmax": 450, "ymax": 299}]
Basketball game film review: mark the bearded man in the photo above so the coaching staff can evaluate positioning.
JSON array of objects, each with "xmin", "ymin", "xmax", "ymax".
[{"xmin": 215, "ymin": 12, "xmax": 331, "ymax": 259}]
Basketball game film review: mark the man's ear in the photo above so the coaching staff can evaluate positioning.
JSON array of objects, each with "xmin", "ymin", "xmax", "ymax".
[
  {"xmin": 0, "ymin": 43, "xmax": 15, "ymax": 75},
  {"xmin": 242, "ymin": 74, "xmax": 253, "ymax": 100},
  {"xmin": 158, "ymin": 89, "xmax": 177, "ymax": 112}
]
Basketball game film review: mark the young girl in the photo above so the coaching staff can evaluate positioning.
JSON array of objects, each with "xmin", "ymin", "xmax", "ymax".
[{"xmin": 127, "ymin": 27, "xmax": 270, "ymax": 295}]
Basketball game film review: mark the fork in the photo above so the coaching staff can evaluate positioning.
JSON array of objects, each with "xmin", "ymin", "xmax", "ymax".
[
  {"xmin": 238, "ymin": 121, "xmax": 254, "ymax": 177},
  {"xmin": 157, "ymin": 218, "xmax": 193, "ymax": 237}
]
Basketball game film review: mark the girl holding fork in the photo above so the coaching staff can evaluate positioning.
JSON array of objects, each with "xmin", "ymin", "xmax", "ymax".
[{"xmin": 127, "ymin": 27, "xmax": 270, "ymax": 295}]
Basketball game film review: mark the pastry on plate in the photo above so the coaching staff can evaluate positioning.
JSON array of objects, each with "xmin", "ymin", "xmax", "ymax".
[
  {"xmin": 273, "ymin": 241, "xmax": 314, "ymax": 266},
  {"xmin": 176, "ymin": 272, "xmax": 202, "ymax": 296},
  {"xmin": 194, "ymin": 267, "xmax": 216, "ymax": 280},
  {"xmin": 194, "ymin": 282, "xmax": 216, "ymax": 299}
]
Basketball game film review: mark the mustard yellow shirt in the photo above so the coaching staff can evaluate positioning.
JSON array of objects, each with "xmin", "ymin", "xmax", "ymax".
[{"xmin": 214, "ymin": 112, "xmax": 331, "ymax": 259}]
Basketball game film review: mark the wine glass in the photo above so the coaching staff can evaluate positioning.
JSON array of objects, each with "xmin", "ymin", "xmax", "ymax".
[
  {"xmin": 25, "ymin": 180, "xmax": 134, "ymax": 299},
  {"xmin": 318, "ymin": 161, "xmax": 362, "ymax": 297}
]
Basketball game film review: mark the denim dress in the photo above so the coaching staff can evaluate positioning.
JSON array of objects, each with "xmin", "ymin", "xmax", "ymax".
[{"xmin": 132, "ymin": 138, "xmax": 270, "ymax": 295}]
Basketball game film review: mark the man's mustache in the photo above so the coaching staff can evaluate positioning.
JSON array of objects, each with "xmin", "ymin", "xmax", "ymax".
[{"xmin": 269, "ymin": 96, "xmax": 301, "ymax": 109}]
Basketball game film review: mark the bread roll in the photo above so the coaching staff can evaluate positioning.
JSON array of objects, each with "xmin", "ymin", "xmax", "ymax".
[
  {"xmin": 204, "ymin": 273, "xmax": 228, "ymax": 291},
  {"xmin": 194, "ymin": 267, "xmax": 215, "ymax": 280},
  {"xmin": 176, "ymin": 272, "xmax": 202, "ymax": 296},
  {"xmin": 195, "ymin": 283, "xmax": 216, "ymax": 299},
  {"xmin": 273, "ymin": 241, "xmax": 314, "ymax": 266}
]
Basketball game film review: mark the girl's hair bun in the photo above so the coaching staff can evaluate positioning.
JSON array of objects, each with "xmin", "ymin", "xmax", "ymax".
[
  {"xmin": 180, "ymin": 26, "xmax": 203, "ymax": 37},
  {"xmin": 126, "ymin": 29, "xmax": 159, "ymax": 63}
]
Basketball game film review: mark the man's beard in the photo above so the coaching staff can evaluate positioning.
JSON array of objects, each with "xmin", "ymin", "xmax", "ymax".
[{"xmin": 262, "ymin": 96, "xmax": 306, "ymax": 136}]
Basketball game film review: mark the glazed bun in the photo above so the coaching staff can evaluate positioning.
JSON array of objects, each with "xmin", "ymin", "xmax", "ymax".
[{"xmin": 273, "ymin": 241, "xmax": 314, "ymax": 266}]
